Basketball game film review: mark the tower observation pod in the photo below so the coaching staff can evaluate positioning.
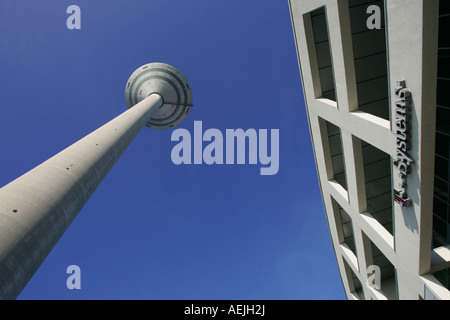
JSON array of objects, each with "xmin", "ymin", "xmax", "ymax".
[{"xmin": 0, "ymin": 63, "xmax": 193, "ymax": 299}]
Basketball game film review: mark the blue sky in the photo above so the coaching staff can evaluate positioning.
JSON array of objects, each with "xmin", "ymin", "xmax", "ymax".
[{"xmin": 0, "ymin": 0, "xmax": 345, "ymax": 299}]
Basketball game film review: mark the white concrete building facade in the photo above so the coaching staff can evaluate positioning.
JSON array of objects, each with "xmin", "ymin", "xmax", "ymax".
[{"xmin": 289, "ymin": 0, "xmax": 450, "ymax": 299}]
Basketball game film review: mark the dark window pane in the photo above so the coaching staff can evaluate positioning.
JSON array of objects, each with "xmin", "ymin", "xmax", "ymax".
[
  {"xmin": 436, "ymin": 132, "xmax": 449, "ymax": 159},
  {"xmin": 439, "ymin": 15, "xmax": 450, "ymax": 48},
  {"xmin": 435, "ymin": 157, "xmax": 449, "ymax": 180},
  {"xmin": 437, "ymin": 79, "xmax": 450, "ymax": 107},
  {"xmin": 434, "ymin": 196, "xmax": 448, "ymax": 221},
  {"xmin": 435, "ymin": 177, "xmax": 449, "ymax": 202},
  {"xmin": 438, "ymin": 49, "xmax": 450, "ymax": 79},
  {"xmin": 310, "ymin": 7, "xmax": 337, "ymax": 101},
  {"xmin": 433, "ymin": 215, "xmax": 448, "ymax": 239},
  {"xmin": 324, "ymin": 120, "xmax": 348, "ymax": 190},
  {"xmin": 350, "ymin": 0, "xmax": 389, "ymax": 120},
  {"xmin": 360, "ymin": 139, "xmax": 393, "ymax": 234},
  {"xmin": 437, "ymin": 106, "xmax": 450, "ymax": 135},
  {"xmin": 440, "ymin": 0, "xmax": 450, "ymax": 16}
]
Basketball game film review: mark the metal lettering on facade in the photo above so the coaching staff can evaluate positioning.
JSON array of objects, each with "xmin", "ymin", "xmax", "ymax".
[{"xmin": 393, "ymin": 80, "xmax": 413, "ymax": 207}]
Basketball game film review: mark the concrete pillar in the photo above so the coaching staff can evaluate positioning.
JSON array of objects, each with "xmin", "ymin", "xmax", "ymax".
[{"xmin": 0, "ymin": 93, "xmax": 163, "ymax": 299}]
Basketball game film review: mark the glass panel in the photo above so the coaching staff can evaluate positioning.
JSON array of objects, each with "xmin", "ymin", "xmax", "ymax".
[
  {"xmin": 322, "ymin": 120, "xmax": 348, "ymax": 190},
  {"xmin": 360, "ymin": 139, "xmax": 393, "ymax": 234},
  {"xmin": 349, "ymin": 0, "xmax": 389, "ymax": 120},
  {"xmin": 310, "ymin": 7, "xmax": 337, "ymax": 101}
]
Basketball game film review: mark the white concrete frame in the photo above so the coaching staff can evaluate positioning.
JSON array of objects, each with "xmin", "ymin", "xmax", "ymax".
[{"xmin": 289, "ymin": 0, "xmax": 450, "ymax": 299}]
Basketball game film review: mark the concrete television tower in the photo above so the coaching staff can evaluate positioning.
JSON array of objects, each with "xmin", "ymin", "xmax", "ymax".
[{"xmin": 0, "ymin": 63, "xmax": 193, "ymax": 299}]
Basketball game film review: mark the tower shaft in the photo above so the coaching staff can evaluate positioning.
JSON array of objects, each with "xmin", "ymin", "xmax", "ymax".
[{"xmin": 0, "ymin": 93, "xmax": 163, "ymax": 299}]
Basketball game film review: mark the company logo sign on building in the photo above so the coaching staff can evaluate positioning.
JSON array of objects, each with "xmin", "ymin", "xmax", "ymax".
[{"xmin": 393, "ymin": 80, "xmax": 413, "ymax": 207}]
